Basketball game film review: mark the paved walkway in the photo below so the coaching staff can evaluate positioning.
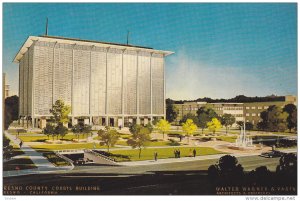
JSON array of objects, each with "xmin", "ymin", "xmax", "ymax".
[
  {"xmin": 4, "ymin": 130, "xmax": 73, "ymax": 177},
  {"xmin": 120, "ymin": 148, "xmax": 297, "ymax": 167}
]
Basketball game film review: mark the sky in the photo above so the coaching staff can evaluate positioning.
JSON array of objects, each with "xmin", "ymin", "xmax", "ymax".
[{"xmin": 2, "ymin": 3, "xmax": 297, "ymax": 100}]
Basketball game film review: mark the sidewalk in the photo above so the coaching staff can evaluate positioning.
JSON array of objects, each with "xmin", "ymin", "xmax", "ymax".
[
  {"xmin": 119, "ymin": 148, "xmax": 297, "ymax": 167},
  {"xmin": 4, "ymin": 130, "xmax": 74, "ymax": 177}
]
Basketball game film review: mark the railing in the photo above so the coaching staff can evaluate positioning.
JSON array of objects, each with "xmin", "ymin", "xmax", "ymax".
[
  {"xmin": 55, "ymin": 152, "xmax": 75, "ymax": 168},
  {"xmin": 84, "ymin": 149, "xmax": 117, "ymax": 163},
  {"xmin": 55, "ymin": 149, "xmax": 85, "ymax": 153}
]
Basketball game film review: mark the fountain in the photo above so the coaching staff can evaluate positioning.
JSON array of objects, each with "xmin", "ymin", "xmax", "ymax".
[
  {"xmin": 223, "ymin": 121, "xmax": 257, "ymax": 151},
  {"xmin": 235, "ymin": 121, "xmax": 253, "ymax": 148}
]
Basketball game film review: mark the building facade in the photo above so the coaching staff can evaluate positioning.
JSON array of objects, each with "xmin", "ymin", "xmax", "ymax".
[
  {"xmin": 174, "ymin": 95, "xmax": 296, "ymax": 128},
  {"xmin": 3, "ymin": 73, "xmax": 10, "ymax": 99},
  {"xmin": 14, "ymin": 35, "xmax": 173, "ymax": 128}
]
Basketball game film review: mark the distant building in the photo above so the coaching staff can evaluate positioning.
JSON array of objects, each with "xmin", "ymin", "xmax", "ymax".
[
  {"xmin": 243, "ymin": 95, "xmax": 297, "ymax": 126},
  {"xmin": 174, "ymin": 95, "xmax": 297, "ymax": 128},
  {"xmin": 14, "ymin": 35, "xmax": 173, "ymax": 128},
  {"xmin": 3, "ymin": 73, "xmax": 10, "ymax": 99}
]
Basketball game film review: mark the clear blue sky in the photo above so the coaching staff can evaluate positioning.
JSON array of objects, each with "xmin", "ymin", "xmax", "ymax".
[{"xmin": 3, "ymin": 3, "xmax": 297, "ymax": 99}]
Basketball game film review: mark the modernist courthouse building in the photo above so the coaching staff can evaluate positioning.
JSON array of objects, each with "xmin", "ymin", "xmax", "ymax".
[{"xmin": 14, "ymin": 35, "xmax": 173, "ymax": 128}]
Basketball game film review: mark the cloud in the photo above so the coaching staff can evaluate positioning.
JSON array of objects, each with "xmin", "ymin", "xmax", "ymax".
[{"xmin": 165, "ymin": 50, "xmax": 278, "ymax": 100}]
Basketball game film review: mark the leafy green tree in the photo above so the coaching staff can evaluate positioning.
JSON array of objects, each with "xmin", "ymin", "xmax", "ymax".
[
  {"xmin": 145, "ymin": 123, "xmax": 154, "ymax": 133},
  {"xmin": 55, "ymin": 123, "xmax": 68, "ymax": 140},
  {"xmin": 236, "ymin": 121, "xmax": 244, "ymax": 129},
  {"xmin": 180, "ymin": 113, "xmax": 199, "ymax": 125},
  {"xmin": 4, "ymin": 95, "xmax": 19, "ymax": 130},
  {"xmin": 283, "ymin": 104, "xmax": 297, "ymax": 132},
  {"xmin": 98, "ymin": 126, "xmax": 120, "ymax": 152},
  {"xmin": 207, "ymin": 118, "xmax": 222, "ymax": 134},
  {"xmin": 245, "ymin": 122, "xmax": 254, "ymax": 130},
  {"xmin": 166, "ymin": 98, "xmax": 178, "ymax": 123},
  {"xmin": 82, "ymin": 124, "xmax": 92, "ymax": 138},
  {"xmin": 221, "ymin": 114, "xmax": 236, "ymax": 134},
  {"xmin": 197, "ymin": 106, "xmax": 219, "ymax": 121},
  {"xmin": 197, "ymin": 112, "xmax": 209, "ymax": 134},
  {"xmin": 72, "ymin": 123, "xmax": 83, "ymax": 141},
  {"xmin": 260, "ymin": 105, "xmax": 288, "ymax": 132},
  {"xmin": 182, "ymin": 119, "xmax": 198, "ymax": 143},
  {"xmin": 43, "ymin": 123, "xmax": 56, "ymax": 140},
  {"xmin": 127, "ymin": 125, "xmax": 151, "ymax": 158},
  {"xmin": 156, "ymin": 119, "xmax": 171, "ymax": 139},
  {"xmin": 49, "ymin": 100, "xmax": 71, "ymax": 125},
  {"xmin": 3, "ymin": 136, "xmax": 13, "ymax": 160}
]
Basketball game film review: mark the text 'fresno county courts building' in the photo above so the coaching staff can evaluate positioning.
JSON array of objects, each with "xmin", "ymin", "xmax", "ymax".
[{"xmin": 14, "ymin": 35, "xmax": 173, "ymax": 129}]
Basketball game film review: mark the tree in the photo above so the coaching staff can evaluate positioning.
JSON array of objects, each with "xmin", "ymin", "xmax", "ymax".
[
  {"xmin": 245, "ymin": 122, "xmax": 254, "ymax": 130},
  {"xmin": 197, "ymin": 106, "xmax": 219, "ymax": 120},
  {"xmin": 55, "ymin": 123, "xmax": 68, "ymax": 140},
  {"xmin": 182, "ymin": 119, "xmax": 197, "ymax": 143},
  {"xmin": 3, "ymin": 136, "xmax": 13, "ymax": 160},
  {"xmin": 156, "ymin": 119, "xmax": 171, "ymax": 139},
  {"xmin": 82, "ymin": 124, "xmax": 92, "ymax": 138},
  {"xmin": 259, "ymin": 105, "xmax": 288, "ymax": 132},
  {"xmin": 127, "ymin": 124, "xmax": 151, "ymax": 158},
  {"xmin": 283, "ymin": 104, "xmax": 297, "ymax": 132},
  {"xmin": 197, "ymin": 113, "xmax": 209, "ymax": 134},
  {"xmin": 207, "ymin": 118, "xmax": 221, "ymax": 134},
  {"xmin": 180, "ymin": 113, "xmax": 199, "ymax": 125},
  {"xmin": 71, "ymin": 123, "xmax": 91, "ymax": 141},
  {"xmin": 236, "ymin": 121, "xmax": 244, "ymax": 129},
  {"xmin": 221, "ymin": 114, "xmax": 235, "ymax": 134},
  {"xmin": 208, "ymin": 155, "xmax": 244, "ymax": 185},
  {"xmin": 43, "ymin": 123, "xmax": 56, "ymax": 140},
  {"xmin": 49, "ymin": 100, "xmax": 71, "ymax": 125},
  {"xmin": 4, "ymin": 95, "xmax": 19, "ymax": 130},
  {"xmin": 166, "ymin": 98, "xmax": 178, "ymax": 123},
  {"xmin": 98, "ymin": 126, "xmax": 120, "ymax": 152}
]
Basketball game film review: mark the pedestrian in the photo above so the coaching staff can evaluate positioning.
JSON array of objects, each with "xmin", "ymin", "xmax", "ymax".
[
  {"xmin": 119, "ymin": 125, "xmax": 122, "ymax": 130},
  {"xmin": 178, "ymin": 150, "xmax": 181, "ymax": 158},
  {"xmin": 154, "ymin": 152, "xmax": 158, "ymax": 161},
  {"xmin": 174, "ymin": 149, "xmax": 177, "ymax": 158},
  {"xmin": 19, "ymin": 140, "xmax": 23, "ymax": 148},
  {"xmin": 193, "ymin": 149, "xmax": 196, "ymax": 157}
]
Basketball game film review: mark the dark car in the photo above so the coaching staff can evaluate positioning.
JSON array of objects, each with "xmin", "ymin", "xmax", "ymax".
[{"xmin": 259, "ymin": 150, "xmax": 285, "ymax": 158}]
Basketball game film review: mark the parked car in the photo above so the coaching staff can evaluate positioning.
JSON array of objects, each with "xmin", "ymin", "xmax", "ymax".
[
  {"xmin": 259, "ymin": 150, "xmax": 285, "ymax": 158},
  {"xmin": 75, "ymin": 158, "xmax": 86, "ymax": 165}
]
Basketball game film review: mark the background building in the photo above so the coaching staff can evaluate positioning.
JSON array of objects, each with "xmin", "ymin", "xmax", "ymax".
[
  {"xmin": 14, "ymin": 35, "xmax": 173, "ymax": 128},
  {"xmin": 3, "ymin": 73, "xmax": 10, "ymax": 99},
  {"xmin": 174, "ymin": 95, "xmax": 296, "ymax": 128}
]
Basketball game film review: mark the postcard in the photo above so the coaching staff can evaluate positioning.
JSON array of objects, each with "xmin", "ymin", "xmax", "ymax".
[{"xmin": 2, "ymin": 3, "xmax": 297, "ymax": 197}]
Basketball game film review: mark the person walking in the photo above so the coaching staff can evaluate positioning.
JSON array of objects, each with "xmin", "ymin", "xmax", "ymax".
[
  {"xmin": 19, "ymin": 140, "xmax": 23, "ymax": 148},
  {"xmin": 189, "ymin": 149, "xmax": 192, "ymax": 157},
  {"xmin": 174, "ymin": 149, "xmax": 177, "ymax": 158},
  {"xmin": 193, "ymin": 149, "xmax": 196, "ymax": 157},
  {"xmin": 154, "ymin": 152, "xmax": 158, "ymax": 161},
  {"xmin": 178, "ymin": 150, "xmax": 181, "ymax": 158}
]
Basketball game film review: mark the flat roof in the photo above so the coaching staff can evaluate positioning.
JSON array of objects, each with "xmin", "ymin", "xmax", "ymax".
[{"xmin": 13, "ymin": 35, "xmax": 174, "ymax": 63}]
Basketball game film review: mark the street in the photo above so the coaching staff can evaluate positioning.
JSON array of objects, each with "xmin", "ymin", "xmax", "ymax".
[{"xmin": 3, "ymin": 155, "xmax": 283, "ymax": 195}]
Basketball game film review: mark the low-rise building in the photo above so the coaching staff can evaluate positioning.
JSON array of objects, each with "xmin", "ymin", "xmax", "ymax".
[{"xmin": 174, "ymin": 95, "xmax": 297, "ymax": 128}]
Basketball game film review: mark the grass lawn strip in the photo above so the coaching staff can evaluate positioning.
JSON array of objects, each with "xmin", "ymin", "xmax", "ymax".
[
  {"xmin": 109, "ymin": 147, "xmax": 224, "ymax": 162},
  {"xmin": 43, "ymin": 152, "xmax": 71, "ymax": 167},
  {"xmin": 3, "ymin": 157, "xmax": 37, "ymax": 171},
  {"xmin": 30, "ymin": 143, "xmax": 108, "ymax": 151}
]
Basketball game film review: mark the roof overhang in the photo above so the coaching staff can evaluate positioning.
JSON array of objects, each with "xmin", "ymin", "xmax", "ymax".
[{"xmin": 13, "ymin": 36, "xmax": 174, "ymax": 63}]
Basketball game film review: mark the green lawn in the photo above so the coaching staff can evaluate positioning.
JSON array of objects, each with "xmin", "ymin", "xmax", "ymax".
[
  {"xmin": 115, "ymin": 140, "xmax": 175, "ymax": 147},
  {"xmin": 110, "ymin": 147, "xmax": 224, "ymax": 162},
  {"xmin": 216, "ymin": 136, "xmax": 237, "ymax": 143},
  {"xmin": 43, "ymin": 152, "xmax": 71, "ymax": 166},
  {"xmin": 30, "ymin": 143, "xmax": 108, "ymax": 151},
  {"xmin": 18, "ymin": 134, "xmax": 90, "ymax": 142},
  {"xmin": 3, "ymin": 157, "xmax": 37, "ymax": 171}
]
